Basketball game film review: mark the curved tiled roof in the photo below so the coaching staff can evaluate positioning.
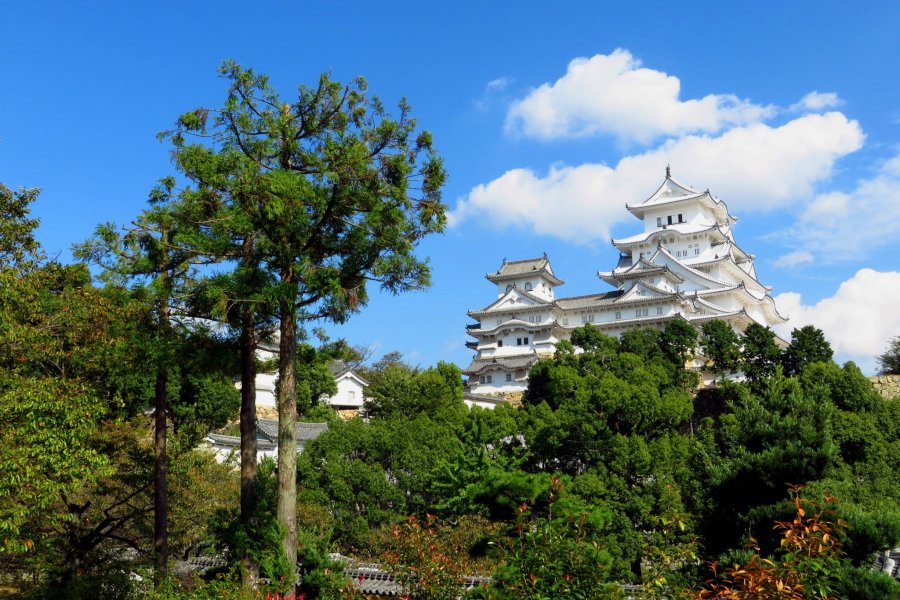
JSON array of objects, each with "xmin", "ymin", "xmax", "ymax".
[
  {"xmin": 485, "ymin": 256, "xmax": 564, "ymax": 285},
  {"xmin": 469, "ymin": 287, "xmax": 552, "ymax": 316},
  {"xmin": 206, "ymin": 420, "xmax": 330, "ymax": 451},
  {"xmin": 554, "ymin": 290, "xmax": 624, "ymax": 310},
  {"xmin": 327, "ymin": 360, "xmax": 370, "ymax": 386},
  {"xmin": 207, "ymin": 433, "xmax": 277, "ymax": 451},
  {"xmin": 612, "ymin": 221, "xmax": 721, "ymax": 247},
  {"xmin": 654, "ymin": 245, "xmax": 735, "ymax": 289},
  {"xmin": 465, "ymin": 318, "xmax": 562, "ymax": 336},
  {"xmin": 257, "ymin": 419, "xmax": 330, "ymax": 442},
  {"xmin": 463, "ymin": 353, "xmax": 540, "ymax": 375},
  {"xmin": 625, "ymin": 175, "xmax": 736, "ymax": 224},
  {"xmin": 599, "ymin": 260, "xmax": 685, "ymax": 285}
]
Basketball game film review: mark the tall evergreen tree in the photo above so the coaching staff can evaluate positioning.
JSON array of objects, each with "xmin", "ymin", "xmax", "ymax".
[
  {"xmin": 161, "ymin": 62, "xmax": 447, "ymax": 578},
  {"xmin": 76, "ymin": 198, "xmax": 217, "ymax": 579},
  {"xmin": 877, "ymin": 336, "xmax": 900, "ymax": 375},
  {"xmin": 782, "ymin": 325, "xmax": 834, "ymax": 376},
  {"xmin": 700, "ymin": 319, "xmax": 741, "ymax": 377},
  {"xmin": 741, "ymin": 322, "xmax": 782, "ymax": 388}
]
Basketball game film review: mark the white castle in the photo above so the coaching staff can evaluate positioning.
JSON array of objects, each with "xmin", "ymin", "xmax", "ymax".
[{"xmin": 463, "ymin": 169, "xmax": 786, "ymax": 397}]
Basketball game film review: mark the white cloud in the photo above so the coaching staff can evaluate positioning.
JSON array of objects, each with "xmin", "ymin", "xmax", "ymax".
[
  {"xmin": 790, "ymin": 91, "xmax": 843, "ymax": 112},
  {"xmin": 775, "ymin": 269, "xmax": 900, "ymax": 372},
  {"xmin": 451, "ymin": 112, "xmax": 863, "ymax": 242},
  {"xmin": 447, "ymin": 162, "xmax": 625, "ymax": 242},
  {"xmin": 505, "ymin": 49, "xmax": 774, "ymax": 144},
  {"xmin": 476, "ymin": 77, "xmax": 514, "ymax": 112},
  {"xmin": 486, "ymin": 77, "xmax": 512, "ymax": 92},
  {"xmin": 774, "ymin": 250, "xmax": 815, "ymax": 268},
  {"xmin": 779, "ymin": 154, "xmax": 900, "ymax": 259}
]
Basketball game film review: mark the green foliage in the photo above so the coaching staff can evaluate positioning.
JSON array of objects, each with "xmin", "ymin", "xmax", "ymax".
[
  {"xmin": 740, "ymin": 323, "xmax": 781, "ymax": 388},
  {"xmin": 209, "ymin": 459, "xmax": 294, "ymax": 588},
  {"xmin": 294, "ymin": 343, "xmax": 339, "ymax": 414},
  {"xmin": 474, "ymin": 478, "xmax": 621, "ymax": 599},
  {"xmin": 380, "ymin": 515, "xmax": 479, "ymax": 600},
  {"xmin": 782, "ymin": 325, "xmax": 833, "ymax": 376},
  {"xmin": 164, "ymin": 62, "xmax": 448, "ymax": 328},
  {"xmin": 171, "ymin": 374, "xmax": 241, "ymax": 447},
  {"xmin": 835, "ymin": 566, "xmax": 900, "ymax": 600},
  {"xmin": 298, "ymin": 414, "xmax": 466, "ymax": 548},
  {"xmin": 211, "ymin": 458, "xmax": 293, "ymax": 590},
  {"xmin": 160, "ymin": 63, "xmax": 449, "ymax": 575},
  {"xmin": 877, "ymin": 335, "xmax": 900, "ymax": 375},
  {"xmin": 660, "ymin": 318, "xmax": 698, "ymax": 365},
  {"xmin": 364, "ymin": 361, "xmax": 465, "ymax": 419},
  {"xmin": 0, "ymin": 182, "xmax": 41, "ymax": 269},
  {"xmin": 508, "ymin": 326, "xmax": 701, "ymax": 581},
  {"xmin": 0, "ymin": 378, "xmax": 110, "ymax": 554},
  {"xmin": 693, "ymin": 488, "xmax": 847, "ymax": 600},
  {"xmin": 700, "ymin": 320, "xmax": 741, "ymax": 375},
  {"xmin": 295, "ymin": 528, "xmax": 351, "ymax": 599},
  {"xmin": 695, "ymin": 376, "xmax": 837, "ymax": 557},
  {"xmin": 0, "ymin": 194, "xmax": 157, "ymax": 557}
]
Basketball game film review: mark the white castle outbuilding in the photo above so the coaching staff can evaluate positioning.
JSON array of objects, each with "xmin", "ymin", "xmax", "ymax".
[{"xmin": 463, "ymin": 170, "xmax": 787, "ymax": 397}]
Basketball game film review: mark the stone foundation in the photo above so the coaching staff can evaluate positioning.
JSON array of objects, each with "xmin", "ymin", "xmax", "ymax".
[
  {"xmin": 490, "ymin": 391, "xmax": 524, "ymax": 408},
  {"xmin": 256, "ymin": 407, "xmax": 279, "ymax": 420},
  {"xmin": 869, "ymin": 375, "xmax": 900, "ymax": 399}
]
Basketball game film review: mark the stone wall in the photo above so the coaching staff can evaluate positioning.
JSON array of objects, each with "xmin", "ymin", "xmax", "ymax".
[
  {"xmin": 869, "ymin": 374, "xmax": 900, "ymax": 399},
  {"xmin": 492, "ymin": 390, "xmax": 524, "ymax": 408}
]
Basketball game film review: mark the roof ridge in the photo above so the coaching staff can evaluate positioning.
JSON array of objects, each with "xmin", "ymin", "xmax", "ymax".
[
  {"xmin": 556, "ymin": 290, "xmax": 623, "ymax": 302},
  {"xmin": 502, "ymin": 256, "xmax": 547, "ymax": 265}
]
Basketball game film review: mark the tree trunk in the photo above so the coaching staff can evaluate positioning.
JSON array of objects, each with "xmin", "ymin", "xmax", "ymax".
[
  {"xmin": 153, "ymin": 364, "xmax": 168, "ymax": 580},
  {"xmin": 239, "ymin": 307, "xmax": 259, "ymax": 588},
  {"xmin": 276, "ymin": 299, "xmax": 297, "ymax": 583},
  {"xmin": 154, "ymin": 258, "xmax": 170, "ymax": 582}
]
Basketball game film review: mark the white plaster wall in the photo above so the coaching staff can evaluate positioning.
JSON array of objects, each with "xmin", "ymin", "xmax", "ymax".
[
  {"xmin": 470, "ymin": 366, "xmax": 530, "ymax": 394},
  {"xmin": 234, "ymin": 372, "xmax": 278, "ymax": 409},
  {"xmin": 464, "ymin": 399, "xmax": 502, "ymax": 410},
  {"xmin": 496, "ymin": 279, "xmax": 555, "ymax": 301},
  {"xmin": 323, "ymin": 375, "xmax": 365, "ymax": 408},
  {"xmin": 206, "ymin": 441, "xmax": 309, "ymax": 465}
]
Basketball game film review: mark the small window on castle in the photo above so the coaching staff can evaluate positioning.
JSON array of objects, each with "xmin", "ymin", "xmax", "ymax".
[
  {"xmin": 563, "ymin": 317, "xmax": 569, "ymax": 325},
  {"xmin": 667, "ymin": 215, "xmax": 673, "ymax": 225},
  {"xmin": 498, "ymin": 340, "xmax": 503, "ymax": 347},
  {"xmin": 506, "ymin": 373, "xmax": 512, "ymax": 382},
  {"xmin": 479, "ymin": 376, "xmax": 485, "ymax": 384},
  {"xmin": 657, "ymin": 306, "xmax": 663, "ymax": 315},
  {"xmin": 656, "ymin": 217, "xmax": 662, "ymax": 227},
  {"xmin": 524, "ymin": 282, "xmax": 532, "ymax": 291},
  {"xmin": 678, "ymin": 214, "xmax": 684, "ymax": 223},
  {"xmin": 486, "ymin": 375, "xmax": 493, "ymax": 384},
  {"xmin": 523, "ymin": 337, "xmax": 529, "ymax": 345},
  {"xmin": 695, "ymin": 248, "xmax": 700, "ymax": 255},
  {"xmin": 615, "ymin": 311, "xmax": 622, "ymax": 320}
]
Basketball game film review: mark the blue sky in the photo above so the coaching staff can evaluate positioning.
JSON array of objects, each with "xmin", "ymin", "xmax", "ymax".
[{"xmin": 2, "ymin": 2, "xmax": 899, "ymax": 373}]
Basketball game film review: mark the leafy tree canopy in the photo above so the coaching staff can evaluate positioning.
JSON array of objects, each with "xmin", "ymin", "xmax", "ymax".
[
  {"xmin": 877, "ymin": 335, "xmax": 900, "ymax": 375},
  {"xmin": 782, "ymin": 324, "xmax": 834, "ymax": 376}
]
